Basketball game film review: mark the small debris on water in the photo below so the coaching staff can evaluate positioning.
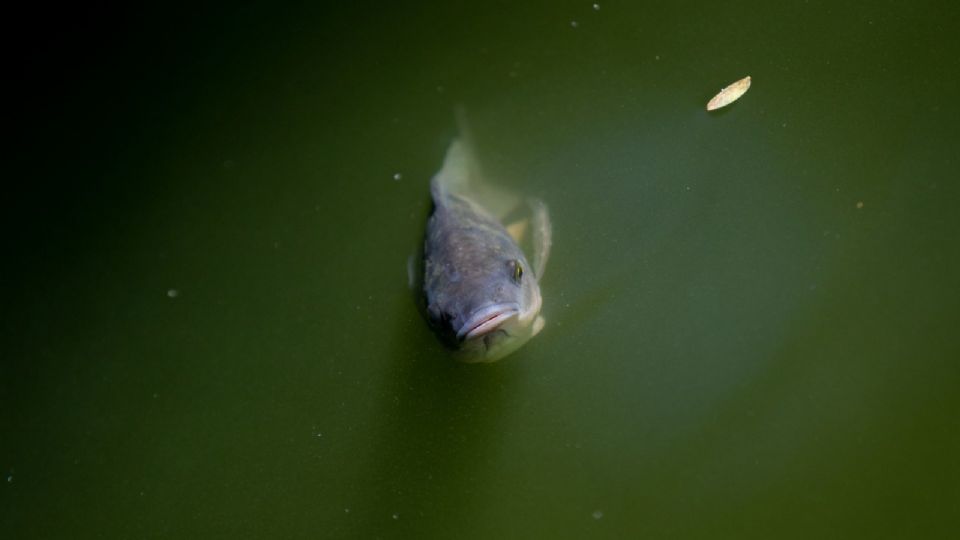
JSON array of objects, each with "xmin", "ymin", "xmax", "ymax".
[
  {"xmin": 856, "ymin": 201, "xmax": 864, "ymax": 209},
  {"xmin": 570, "ymin": 20, "xmax": 579, "ymax": 28},
  {"xmin": 707, "ymin": 75, "xmax": 752, "ymax": 111},
  {"xmin": 593, "ymin": 3, "xmax": 601, "ymax": 10},
  {"xmin": 166, "ymin": 289, "xmax": 179, "ymax": 298},
  {"xmin": 393, "ymin": 173, "xmax": 403, "ymax": 181},
  {"xmin": 392, "ymin": 513, "xmax": 400, "ymax": 520},
  {"xmin": 592, "ymin": 510, "xmax": 604, "ymax": 520}
]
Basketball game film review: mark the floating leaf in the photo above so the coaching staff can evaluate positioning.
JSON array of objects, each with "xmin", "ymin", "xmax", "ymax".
[{"xmin": 707, "ymin": 76, "xmax": 751, "ymax": 111}]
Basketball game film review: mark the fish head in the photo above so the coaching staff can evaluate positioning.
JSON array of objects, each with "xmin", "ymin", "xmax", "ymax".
[{"xmin": 444, "ymin": 256, "xmax": 545, "ymax": 363}]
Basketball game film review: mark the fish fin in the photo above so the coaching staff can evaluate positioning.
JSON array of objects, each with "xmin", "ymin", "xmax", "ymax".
[
  {"xmin": 528, "ymin": 198, "xmax": 552, "ymax": 279},
  {"xmin": 429, "ymin": 108, "xmax": 520, "ymax": 220},
  {"xmin": 532, "ymin": 315, "xmax": 545, "ymax": 336},
  {"xmin": 429, "ymin": 107, "xmax": 485, "ymax": 201},
  {"xmin": 505, "ymin": 218, "xmax": 528, "ymax": 244},
  {"xmin": 430, "ymin": 139, "xmax": 472, "ymax": 201}
]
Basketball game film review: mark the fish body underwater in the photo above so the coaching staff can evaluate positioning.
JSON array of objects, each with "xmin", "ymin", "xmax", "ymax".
[{"xmin": 420, "ymin": 138, "xmax": 551, "ymax": 363}]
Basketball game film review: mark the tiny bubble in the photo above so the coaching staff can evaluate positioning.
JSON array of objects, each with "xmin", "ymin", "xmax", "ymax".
[
  {"xmin": 316, "ymin": 432, "xmax": 323, "ymax": 437},
  {"xmin": 593, "ymin": 3, "xmax": 600, "ymax": 10},
  {"xmin": 654, "ymin": 55, "xmax": 660, "ymax": 61},
  {"xmin": 344, "ymin": 508, "xmax": 350, "ymax": 513},
  {"xmin": 393, "ymin": 173, "xmax": 403, "ymax": 181},
  {"xmin": 392, "ymin": 513, "xmax": 400, "ymax": 520},
  {"xmin": 856, "ymin": 201, "xmax": 864, "ymax": 209},
  {"xmin": 166, "ymin": 289, "xmax": 179, "ymax": 298},
  {"xmin": 570, "ymin": 20, "xmax": 579, "ymax": 28},
  {"xmin": 592, "ymin": 510, "xmax": 604, "ymax": 520},
  {"xmin": 6, "ymin": 475, "xmax": 12, "ymax": 483}
]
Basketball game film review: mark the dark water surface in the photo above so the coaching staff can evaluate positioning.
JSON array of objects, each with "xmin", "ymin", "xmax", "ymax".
[{"xmin": 3, "ymin": 2, "xmax": 958, "ymax": 538}]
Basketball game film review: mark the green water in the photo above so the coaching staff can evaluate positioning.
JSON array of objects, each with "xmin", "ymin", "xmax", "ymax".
[{"xmin": 3, "ymin": 2, "xmax": 959, "ymax": 538}]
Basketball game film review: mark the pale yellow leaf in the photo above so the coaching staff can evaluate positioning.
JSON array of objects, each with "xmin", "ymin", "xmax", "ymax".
[{"xmin": 707, "ymin": 76, "xmax": 752, "ymax": 111}]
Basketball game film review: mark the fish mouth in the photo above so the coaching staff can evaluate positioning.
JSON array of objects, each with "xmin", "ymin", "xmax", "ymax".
[{"xmin": 457, "ymin": 302, "xmax": 520, "ymax": 341}]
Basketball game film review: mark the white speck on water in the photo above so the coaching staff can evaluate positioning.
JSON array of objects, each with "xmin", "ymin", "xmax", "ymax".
[
  {"xmin": 392, "ymin": 513, "xmax": 400, "ymax": 520},
  {"xmin": 593, "ymin": 3, "xmax": 600, "ymax": 10},
  {"xmin": 316, "ymin": 432, "xmax": 323, "ymax": 438},
  {"xmin": 6, "ymin": 474, "xmax": 12, "ymax": 483},
  {"xmin": 592, "ymin": 510, "xmax": 604, "ymax": 520},
  {"xmin": 570, "ymin": 20, "xmax": 579, "ymax": 28},
  {"xmin": 655, "ymin": 54, "xmax": 660, "ymax": 61},
  {"xmin": 166, "ymin": 289, "xmax": 179, "ymax": 298},
  {"xmin": 393, "ymin": 173, "xmax": 403, "ymax": 181},
  {"xmin": 344, "ymin": 508, "xmax": 350, "ymax": 513}
]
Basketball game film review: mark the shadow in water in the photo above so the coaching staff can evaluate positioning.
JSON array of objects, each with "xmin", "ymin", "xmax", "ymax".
[{"xmin": 350, "ymin": 299, "xmax": 527, "ymax": 538}]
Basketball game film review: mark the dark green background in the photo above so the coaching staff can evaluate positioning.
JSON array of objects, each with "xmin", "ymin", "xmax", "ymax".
[{"xmin": 3, "ymin": 1, "xmax": 958, "ymax": 538}]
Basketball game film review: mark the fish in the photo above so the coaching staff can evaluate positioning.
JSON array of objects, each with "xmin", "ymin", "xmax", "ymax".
[
  {"xmin": 706, "ymin": 75, "xmax": 752, "ymax": 111},
  {"xmin": 418, "ymin": 135, "xmax": 552, "ymax": 363}
]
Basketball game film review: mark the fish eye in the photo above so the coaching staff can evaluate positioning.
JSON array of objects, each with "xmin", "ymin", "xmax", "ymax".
[{"xmin": 512, "ymin": 260, "xmax": 524, "ymax": 283}]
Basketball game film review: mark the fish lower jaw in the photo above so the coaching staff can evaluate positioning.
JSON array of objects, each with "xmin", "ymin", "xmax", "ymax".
[{"xmin": 455, "ymin": 331, "xmax": 525, "ymax": 363}]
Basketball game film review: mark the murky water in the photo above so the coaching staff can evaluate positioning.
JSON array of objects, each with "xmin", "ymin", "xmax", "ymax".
[{"xmin": 3, "ymin": 2, "xmax": 958, "ymax": 538}]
